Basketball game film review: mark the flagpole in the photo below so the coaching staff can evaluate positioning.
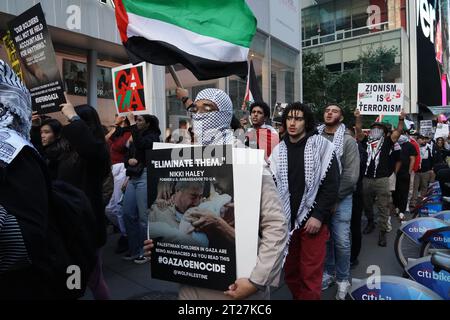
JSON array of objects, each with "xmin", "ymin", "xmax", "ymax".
[{"xmin": 168, "ymin": 65, "xmax": 183, "ymax": 88}]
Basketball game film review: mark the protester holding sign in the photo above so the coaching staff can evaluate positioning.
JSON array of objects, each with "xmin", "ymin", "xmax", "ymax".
[
  {"xmin": 355, "ymin": 109, "xmax": 406, "ymax": 247},
  {"xmin": 145, "ymin": 87, "xmax": 288, "ymax": 300}
]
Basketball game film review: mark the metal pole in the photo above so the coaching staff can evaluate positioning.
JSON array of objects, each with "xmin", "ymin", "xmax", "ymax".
[
  {"xmin": 87, "ymin": 49, "xmax": 98, "ymax": 107},
  {"xmin": 168, "ymin": 65, "xmax": 183, "ymax": 88}
]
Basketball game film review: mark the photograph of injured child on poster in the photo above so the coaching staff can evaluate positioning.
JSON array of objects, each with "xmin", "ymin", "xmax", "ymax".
[{"xmin": 146, "ymin": 146, "xmax": 237, "ymax": 290}]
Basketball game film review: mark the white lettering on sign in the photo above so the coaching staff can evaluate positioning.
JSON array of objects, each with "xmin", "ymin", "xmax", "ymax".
[
  {"xmin": 66, "ymin": 5, "xmax": 81, "ymax": 31},
  {"xmin": 417, "ymin": 0, "xmax": 436, "ymax": 44}
]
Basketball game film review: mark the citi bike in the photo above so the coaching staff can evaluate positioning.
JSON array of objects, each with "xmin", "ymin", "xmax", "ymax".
[{"xmin": 350, "ymin": 251, "xmax": 450, "ymax": 300}]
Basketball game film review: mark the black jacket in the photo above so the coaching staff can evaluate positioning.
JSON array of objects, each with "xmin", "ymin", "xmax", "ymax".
[
  {"xmin": 285, "ymin": 133, "xmax": 340, "ymax": 227},
  {"xmin": 125, "ymin": 125, "xmax": 161, "ymax": 176},
  {"xmin": 0, "ymin": 147, "xmax": 54, "ymax": 298},
  {"xmin": 34, "ymin": 120, "xmax": 111, "ymax": 248}
]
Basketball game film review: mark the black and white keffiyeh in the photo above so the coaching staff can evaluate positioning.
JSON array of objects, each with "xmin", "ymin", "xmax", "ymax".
[
  {"xmin": 0, "ymin": 60, "xmax": 32, "ymax": 141},
  {"xmin": 192, "ymin": 88, "xmax": 234, "ymax": 146},
  {"xmin": 365, "ymin": 128, "xmax": 385, "ymax": 177},
  {"xmin": 317, "ymin": 123, "xmax": 345, "ymax": 171},
  {"xmin": 270, "ymin": 135, "xmax": 335, "ymax": 233},
  {"xmin": 0, "ymin": 60, "xmax": 33, "ymax": 166}
]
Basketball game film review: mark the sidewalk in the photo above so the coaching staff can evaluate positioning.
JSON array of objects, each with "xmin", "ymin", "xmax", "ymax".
[{"xmin": 84, "ymin": 217, "xmax": 404, "ymax": 300}]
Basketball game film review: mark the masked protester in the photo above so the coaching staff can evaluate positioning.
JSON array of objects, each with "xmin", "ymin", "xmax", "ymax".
[{"xmin": 354, "ymin": 110, "xmax": 406, "ymax": 247}]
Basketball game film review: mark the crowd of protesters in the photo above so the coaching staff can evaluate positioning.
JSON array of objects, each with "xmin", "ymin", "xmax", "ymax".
[{"xmin": 1, "ymin": 58, "xmax": 450, "ymax": 300}]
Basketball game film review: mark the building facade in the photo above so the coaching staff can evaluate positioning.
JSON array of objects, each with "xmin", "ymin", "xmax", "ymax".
[
  {"xmin": 302, "ymin": 0, "xmax": 450, "ymax": 119},
  {"xmin": 0, "ymin": 0, "xmax": 301, "ymax": 137}
]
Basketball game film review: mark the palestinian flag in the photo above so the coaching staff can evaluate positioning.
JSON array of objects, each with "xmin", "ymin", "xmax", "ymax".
[
  {"xmin": 376, "ymin": 115, "xmax": 414, "ymax": 130},
  {"xmin": 242, "ymin": 60, "xmax": 262, "ymax": 110},
  {"xmin": 114, "ymin": 0, "xmax": 257, "ymax": 81}
]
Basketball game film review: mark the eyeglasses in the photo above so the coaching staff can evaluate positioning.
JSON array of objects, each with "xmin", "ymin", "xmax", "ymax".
[
  {"xmin": 187, "ymin": 103, "xmax": 218, "ymax": 114},
  {"xmin": 286, "ymin": 116, "xmax": 304, "ymax": 122}
]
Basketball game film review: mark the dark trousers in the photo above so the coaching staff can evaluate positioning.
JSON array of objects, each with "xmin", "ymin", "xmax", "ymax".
[
  {"xmin": 284, "ymin": 225, "xmax": 329, "ymax": 300},
  {"xmin": 393, "ymin": 173, "xmax": 410, "ymax": 213},
  {"xmin": 351, "ymin": 185, "xmax": 363, "ymax": 263}
]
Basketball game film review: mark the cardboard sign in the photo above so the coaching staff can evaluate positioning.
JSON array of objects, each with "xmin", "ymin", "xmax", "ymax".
[
  {"xmin": 147, "ymin": 144, "xmax": 264, "ymax": 290},
  {"xmin": 112, "ymin": 62, "xmax": 151, "ymax": 115},
  {"xmin": 420, "ymin": 120, "xmax": 433, "ymax": 138},
  {"xmin": 7, "ymin": 3, "xmax": 65, "ymax": 114},
  {"xmin": 357, "ymin": 83, "xmax": 404, "ymax": 115},
  {"xmin": 434, "ymin": 123, "xmax": 449, "ymax": 139}
]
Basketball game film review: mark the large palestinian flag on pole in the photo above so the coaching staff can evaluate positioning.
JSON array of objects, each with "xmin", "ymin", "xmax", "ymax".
[{"xmin": 114, "ymin": 0, "xmax": 257, "ymax": 81}]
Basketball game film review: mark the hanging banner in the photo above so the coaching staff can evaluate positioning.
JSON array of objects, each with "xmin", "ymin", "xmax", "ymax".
[
  {"xmin": 7, "ymin": 3, "xmax": 65, "ymax": 114},
  {"xmin": 357, "ymin": 83, "xmax": 404, "ymax": 115},
  {"xmin": 112, "ymin": 62, "xmax": 151, "ymax": 115}
]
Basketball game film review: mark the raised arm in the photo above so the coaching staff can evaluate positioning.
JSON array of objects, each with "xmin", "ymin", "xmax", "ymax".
[
  {"xmin": 354, "ymin": 109, "xmax": 365, "ymax": 142},
  {"xmin": 390, "ymin": 110, "xmax": 406, "ymax": 143}
]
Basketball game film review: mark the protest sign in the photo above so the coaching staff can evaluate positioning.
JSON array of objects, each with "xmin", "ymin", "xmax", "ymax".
[
  {"xmin": 420, "ymin": 120, "xmax": 433, "ymax": 138},
  {"xmin": 112, "ymin": 62, "xmax": 152, "ymax": 115},
  {"xmin": 147, "ymin": 144, "xmax": 263, "ymax": 290},
  {"xmin": 357, "ymin": 83, "xmax": 404, "ymax": 115},
  {"xmin": 434, "ymin": 123, "xmax": 449, "ymax": 139},
  {"xmin": 7, "ymin": 3, "xmax": 65, "ymax": 114}
]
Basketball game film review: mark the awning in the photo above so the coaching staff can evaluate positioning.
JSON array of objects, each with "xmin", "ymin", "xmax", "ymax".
[{"xmin": 427, "ymin": 106, "xmax": 450, "ymax": 115}]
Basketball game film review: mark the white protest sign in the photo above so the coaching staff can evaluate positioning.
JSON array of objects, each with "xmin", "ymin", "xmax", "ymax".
[
  {"xmin": 357, "ymin": 83, "xmax": 404, "ymax": 115},
  {"xmin": 434, "ymin": 123, "xmax": 449, "ymax": 139},
  {"xmin": 151, "ymin": 143, "xmax": 263, "ymax": 283}
]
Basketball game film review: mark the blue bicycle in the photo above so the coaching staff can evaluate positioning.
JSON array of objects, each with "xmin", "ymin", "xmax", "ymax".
[
  {"xmin": 350, "ymin": 252, "xmax": 450, "ymax": 300},
  {"xmin": 394, "ymin": 215, "xmax": 450, "ymax": 267}
]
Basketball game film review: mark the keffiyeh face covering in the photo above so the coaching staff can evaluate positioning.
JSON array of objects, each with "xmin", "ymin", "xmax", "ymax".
[
  {"xmin": 369, "ymin": 128, "xmax": 384, "ymax": 142},
  {"xmin": 192, "ymin": 88, "xmax": 233, "ymax": 146}
]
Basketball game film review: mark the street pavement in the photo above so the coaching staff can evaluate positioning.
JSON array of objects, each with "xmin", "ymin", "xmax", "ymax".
[{"xmin": 83, "ymin": 216, "xmax": 405, "ymax": 300}]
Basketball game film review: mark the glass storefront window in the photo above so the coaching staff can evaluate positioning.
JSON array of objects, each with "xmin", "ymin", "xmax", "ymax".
[
  {"xmin": 302, "ymin": 0, "xmax": 405, "ymax": 46},
  {"xmin": 303, "ymin": 6, "xmax": 320, "ymax": 42},
  {"xmin": 336, "ymin": 0, "xmax": 351, "ymax": 32},
  {"xmin": 271, "ymin": 39, "xmax": 298, "ymax": 107},
  {"xmin": 63, "ymin": 59, "xmax": 113, "ymax": 99},
  {"xmin": 319, "ymin": 2, "xmax": 335, "ymax": 43}
]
